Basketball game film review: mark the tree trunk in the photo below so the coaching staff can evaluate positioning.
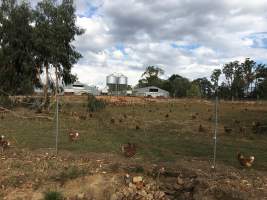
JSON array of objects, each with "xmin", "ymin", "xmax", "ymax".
[
  {"xmin": 43, "ymin": 61, "xmax": 49, "ymax": 109},
  {"xmin": 55, "ymin": 65, "xmax": 59, "ymax": 96}
]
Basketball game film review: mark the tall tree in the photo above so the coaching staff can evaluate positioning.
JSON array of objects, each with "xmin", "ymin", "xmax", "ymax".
[
  {"xmin": 222, "ymin": 61, "xmax": 235, "ymax": 100},
  {"xmin": 164, "ymin": 74, "xmax": 190, "ymax": 97},
  {"xmin": 0, "ymin": 0, "xmax": 35, "ymax": 94},
  {"xmin": 34, "ymin": 0, "xmax": 83, "ymax": 105},
  {"xmin": 51, "ymin": 0, "xmax": 84, "ymax": 90},
  {"xmin": 210, "ymin": 69, "xmax": 221, "ymax": 92},
  {"xmin": 232, "ymin": 61, "xmax": 245, "ymax": 99},
  {"xmin": 138, "ymin": 66, "xmax": 165, "ymax": 88},
  {"xmin": 241, "ymin": 58, "xmax": 256, "ymax": 96},
  {"xmin": 254, "ymin": 64, "xmax": 267, "ymax": 99},
  {"xmin": 192, "ymin": 77, "xmax": 212, "ymax": 98},
  {"xmin": 186, "ymin": 83, "xmax": 201, "ymax": 98}
]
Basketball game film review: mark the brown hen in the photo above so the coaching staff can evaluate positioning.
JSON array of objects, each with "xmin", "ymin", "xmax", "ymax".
[
  {"xmin": 121, "ymin": 143, "xmax": 137, "ymax": 157},
  {"xmin": 237, "ymin": 152, "xmax": 255, "ymax": 167}
]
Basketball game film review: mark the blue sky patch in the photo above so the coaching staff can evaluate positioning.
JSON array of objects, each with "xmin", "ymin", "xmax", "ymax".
[
  {"xmin": 248, "ymin": 32, "xmax": 267, "ymax": 49},
  {"xmin": 77, "ymin": 4, "xmax": 99, "ymax": 18}
]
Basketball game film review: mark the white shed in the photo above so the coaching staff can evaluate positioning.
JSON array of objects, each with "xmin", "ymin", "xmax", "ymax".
[{"xmin": 133, "ymin": 86, "xmax": 169, "ymax": 98}]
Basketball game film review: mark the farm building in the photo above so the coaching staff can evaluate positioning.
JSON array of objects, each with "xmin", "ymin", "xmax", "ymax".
[
  {"xmin": 64, "ymin": 82, "xmax": 100, "ymax": 96},
  {"xmin": 133, "ymin": 86, "xmax": 169, "ymax": 98}
]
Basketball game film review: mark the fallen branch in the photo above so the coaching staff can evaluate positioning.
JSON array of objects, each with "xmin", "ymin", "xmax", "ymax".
[{"xmin": 0, "ymin": 106, "xmax": 53, "ymax": 121}]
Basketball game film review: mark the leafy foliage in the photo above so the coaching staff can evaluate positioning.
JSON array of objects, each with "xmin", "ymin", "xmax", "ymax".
[
  {"xmin": 138, "ymin": 59, "xmax": 267, "ymax": 100},
  {"xmin": 0, "ymin": 0, "xmax": 83, "ymax": 96},
  {"xmin": 192, "ymin": 78, "xmax": 212, "ymax": 98},
  {"xmin": 0, "ymin": 1, "xmax": 35, "ymax": 94},
  {"xmin": 138, "ymin": 66, "xmax": 165, "ymax": 88},
  {"xmin": 219, "ymin": 58, "xmax": 267, "ymax": 100},
  {"xmin": 44, "ymin": 191, "xmax": 64, "ymax": 200},
  {"xmin": 87, "ymin": 95, "xmax": 106, "ymax": 112},
  {"xmin": 164, "ymin": 74, "xmax": 191, "ymax": 97},
  {"xmin": 186, "ymin": 83, "xmax": 201, "ymax": 98},
  {"xmin": 211, "ymin": 69, "xmax": 222, "ymax": 89}
]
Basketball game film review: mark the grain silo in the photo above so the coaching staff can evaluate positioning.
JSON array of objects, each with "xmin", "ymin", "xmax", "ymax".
[{"xmin": 106, "ymin": 73, "xmax": 128, "ymax": 95}]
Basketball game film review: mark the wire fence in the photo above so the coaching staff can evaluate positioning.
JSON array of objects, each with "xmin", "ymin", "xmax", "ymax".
[
  {"xmin": 0, "ymin": 89, "xmax": 222, "ymax": 169},
  {"xmin": 0, "ymin": 89, "xmax": 58, "ymax": 153}
]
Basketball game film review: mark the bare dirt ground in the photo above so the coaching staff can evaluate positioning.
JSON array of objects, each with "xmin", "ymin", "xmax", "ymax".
[{"xmin": 0, "ymin": 148, "xmax": 267, "ymax": 200}]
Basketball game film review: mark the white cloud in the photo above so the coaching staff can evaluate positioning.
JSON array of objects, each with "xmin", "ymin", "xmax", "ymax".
[
  {"xmin": 71, "ymin": 0, "xmax": 267, "ymax": 86},
  {"xmin": 73, "ymin": 16, "xmax": 112, "ymax": 53}
]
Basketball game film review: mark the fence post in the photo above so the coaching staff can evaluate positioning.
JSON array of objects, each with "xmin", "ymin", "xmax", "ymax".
[{"xmin": 212, "ymin": 89, "xmax": 218, "ymax": 169}]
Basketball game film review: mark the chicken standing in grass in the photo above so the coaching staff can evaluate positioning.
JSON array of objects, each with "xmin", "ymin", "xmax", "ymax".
[
  {"xmin": 121, "ymin": 143, "xmax": 137, "ymax": 157},
  {"xmin": 237, "ymin": 152, "xmax": 255, "ymax": 167},
  {"xmin": 0, "ymin": 135, "xmax": 10, "ymax": 152},
  {"xmin": 69, "ymin": 131, "xmax": 79, "ymax": 142}
]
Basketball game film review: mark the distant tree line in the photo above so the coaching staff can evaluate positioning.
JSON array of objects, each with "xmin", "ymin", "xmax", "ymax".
[
  {"xmin": 137, "ymin": 58, "xmax": 267, "ymax": 100},
  {"xmin": 0, "ymin": 0, "xmax": 82, "ymax": 104}
]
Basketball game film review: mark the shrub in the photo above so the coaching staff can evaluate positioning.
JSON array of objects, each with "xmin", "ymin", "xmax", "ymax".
[
  {"xmin": 186, "ymin": 83, "xmax": 201, "ymax": 98},
  {"xmin": 87, "ymin": 95, "xmax": 106, "ymax": 112},
  {"xmin": 44, "ymin": 191, "xmax": 64, "ymax": 200}
]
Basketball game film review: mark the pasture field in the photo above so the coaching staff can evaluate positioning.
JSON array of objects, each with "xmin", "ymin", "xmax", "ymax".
[{"xmin": 0, "ymin": 96, "xmax": 267, "ymax": 199}]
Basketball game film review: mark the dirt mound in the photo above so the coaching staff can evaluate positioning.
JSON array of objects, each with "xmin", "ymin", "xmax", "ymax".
[{"xmin": 0, "ymin": 150, "xmax": 266, "ymax": 200}]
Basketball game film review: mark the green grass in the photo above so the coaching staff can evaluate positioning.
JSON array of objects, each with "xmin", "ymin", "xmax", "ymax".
[
  {"xmin": 43, "ymin": 191, "xmax": 64, "ymax": 200},
  {"xmin": 1, "ymin": 97, "xmax": 267, "ymax": 170}
]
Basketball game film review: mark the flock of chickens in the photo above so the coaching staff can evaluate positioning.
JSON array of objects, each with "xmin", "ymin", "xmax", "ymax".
[
  {"xmin": 67, "ymin": 104, "xmax": 257, "ymax": 168},
  {"xmin": 67, "ymin": 131, "xmax": 255, "ymax": 168},
  {"xmin": 1, "ymin": 103, "xmax": 257, "ymax": 168}
]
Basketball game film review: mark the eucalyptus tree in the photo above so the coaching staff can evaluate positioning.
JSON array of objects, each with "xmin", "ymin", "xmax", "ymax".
[
  {"xmin": 138, "ymin": 66, "xmax": 165, "ymax": 88},
  {"xmin": 210, "ymin": 69, "xmax": 221, "ymax": 90},
  {"xmin": 255, "ymin": 63, "xmax": 267, "ymax": 99},
  {"xmin": 192, "ymin": 77, "xmax": 212, "ymax": 98},
  {"xmin": 186, "ymin": 83, "xmax": 201, "ymax": 98},
  {"xmin": 222, "ymin": 61, "xmax": 235, "ymax": 100},
  {"xmin": 241, "ymin": 58, "xmax": 256, "ymax": 96},
  {"xmin": 0, "ymin": 0, "xmax": 35, "ymax": 94},
  {"xmin": 50, "ymin": 0, "xmax": 83, "ymax": 92},
  {"xmin": 232, "ymin": 61, "xmax": 245, "ymax": 99},
  {"xmin": 165, "ymin": 74, "xmax": 191, "ymax": 97},
  {"xmin": 34, "ymin": 0, "xmax": 83, "ymax": 105}
]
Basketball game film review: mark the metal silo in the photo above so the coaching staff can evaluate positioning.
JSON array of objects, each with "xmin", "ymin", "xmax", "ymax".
[
  {"xmin": 106, "ymin": 73, "xmax": 118, "ymax": 94},
  {"xmin": 118, "ymin": 74, "xmax": 128, "ymax": 85},
  {"xmin": 106, "ymin": 74, "xmax": 117, "ymax": 84},
  {"xmin": 106, "ymin": 73, "xmax": 128, "ymax": 96}
]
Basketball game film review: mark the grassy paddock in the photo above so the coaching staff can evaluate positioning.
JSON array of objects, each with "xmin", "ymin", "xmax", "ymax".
[{"xmin": 1, "ymin": 97, "xmax": 267, "ymax": 170}]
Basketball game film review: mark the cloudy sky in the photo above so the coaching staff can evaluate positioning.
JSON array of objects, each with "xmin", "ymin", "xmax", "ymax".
[{"xmin": 63, "ymin": 0, "xmax": 267, "ymax": 87}]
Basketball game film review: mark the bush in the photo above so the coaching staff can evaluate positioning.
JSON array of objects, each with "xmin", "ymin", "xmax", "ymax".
[
  {"xmin": 186, "ymin": 83, "xmax": 201, "ymax": 98},
  {"xmin": 44, "ymin": 191, "xmax": 64, "ymax": 200},
  {"xmin": 87, "ymin": 95, "xmax": 106, "ymax": 112}
]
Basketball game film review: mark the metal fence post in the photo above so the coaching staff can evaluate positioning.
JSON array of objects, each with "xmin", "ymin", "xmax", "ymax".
[{"xmin": 212, "ymin": 89, "xmax": 218, "ymax": 169}]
